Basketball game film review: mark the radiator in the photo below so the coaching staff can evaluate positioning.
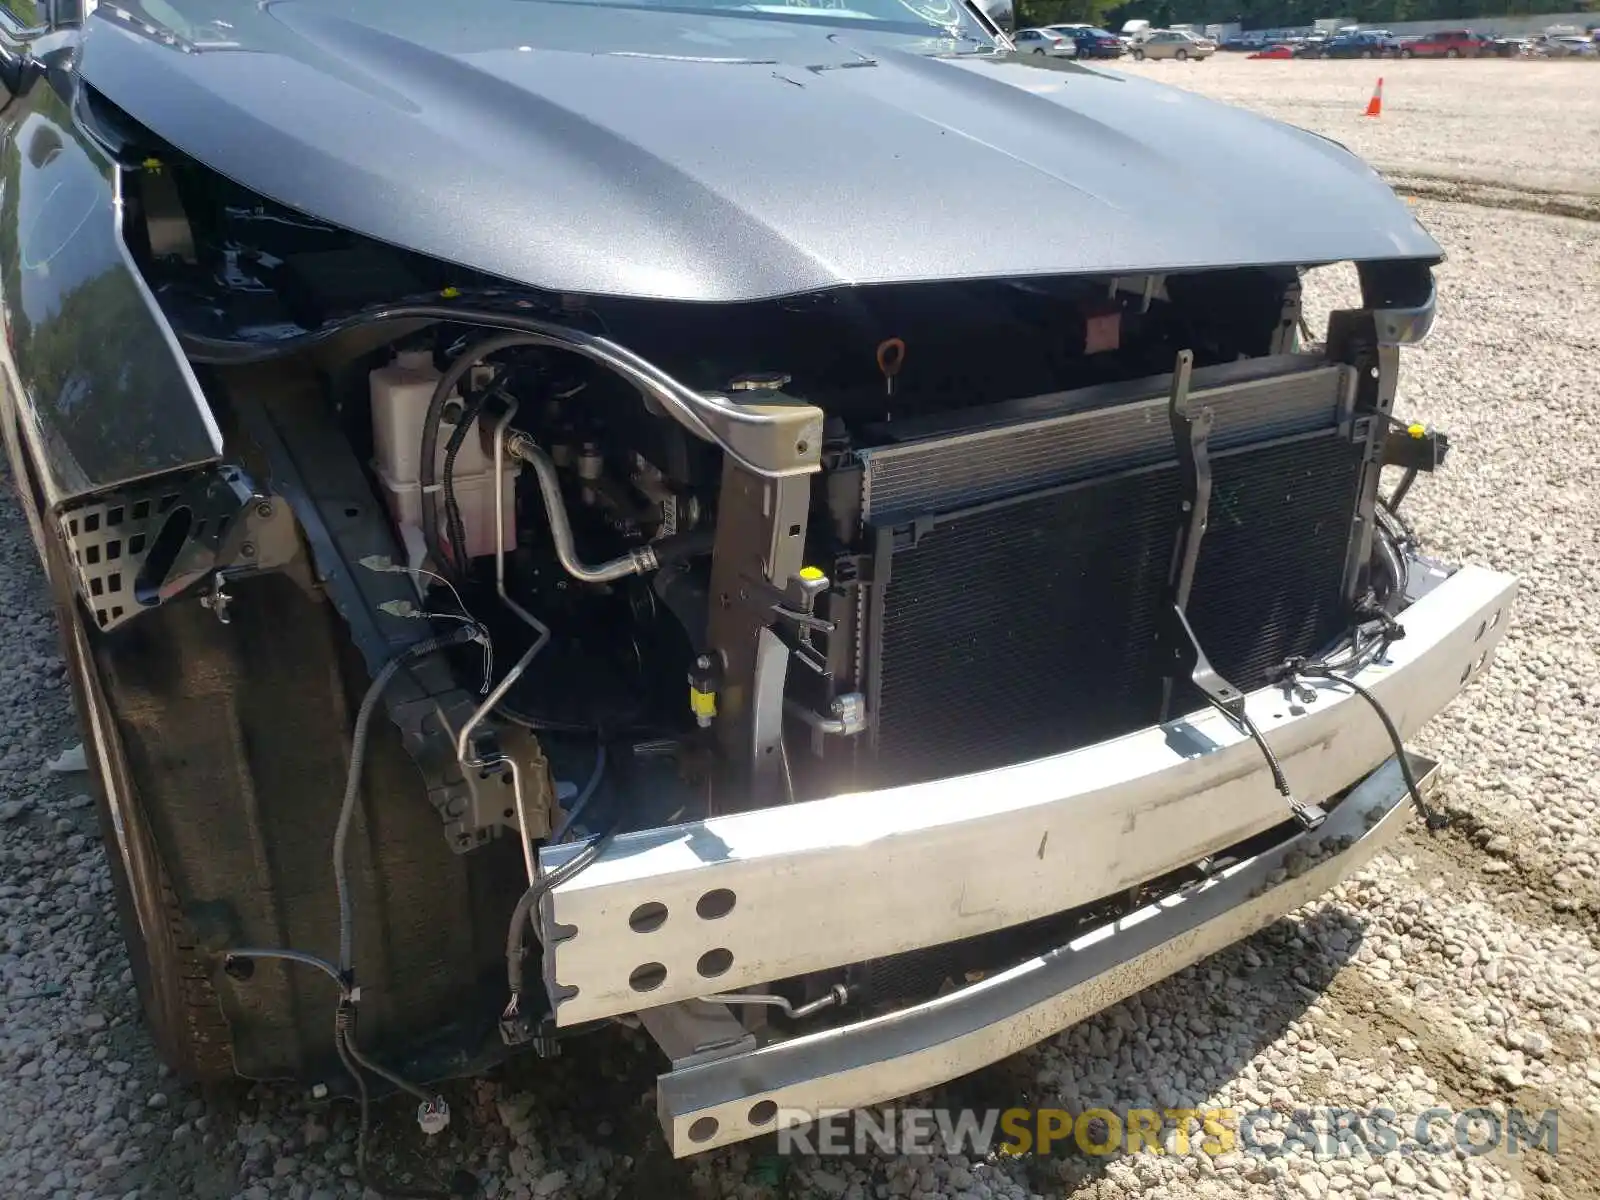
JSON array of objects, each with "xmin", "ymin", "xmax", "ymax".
[{"xmin": 853, "ymin": 358, "xmax": 1364, "ymax": 789}]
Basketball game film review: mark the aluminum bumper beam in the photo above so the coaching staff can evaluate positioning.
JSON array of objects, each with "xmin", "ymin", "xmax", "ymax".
[
  {"xmin": 539, "ymin": 565, "xmax": 1514, "ymax": 1027},
  {"xmin": 657, "ymin": 752, "xmax": 1438, "ymax": 1155}
]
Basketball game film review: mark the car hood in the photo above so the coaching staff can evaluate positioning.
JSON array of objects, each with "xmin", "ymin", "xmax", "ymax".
[{"xmin": 79, "ymin": 0, "xmax": 1441, "ymax": 303}]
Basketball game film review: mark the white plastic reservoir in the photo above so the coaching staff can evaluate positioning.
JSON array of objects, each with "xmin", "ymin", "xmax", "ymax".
[{"xmin": 370, "ymin": 351, "xmax": 514, "ymax": 563}]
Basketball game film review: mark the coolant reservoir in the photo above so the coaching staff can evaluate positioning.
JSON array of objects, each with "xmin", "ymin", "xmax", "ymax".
[{"xmin": 369, "ymin": 352, "xmax": 512, "ymax": 563}]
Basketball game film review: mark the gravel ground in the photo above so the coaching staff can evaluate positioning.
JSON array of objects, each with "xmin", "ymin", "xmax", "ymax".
[
  {"xmin": 3, "ymin": 60, "xmax": 1599, "ymax": 1200},
  {"xmin": 1111, "ymin": 55, "xmax": 1600, "ymax": 199}
]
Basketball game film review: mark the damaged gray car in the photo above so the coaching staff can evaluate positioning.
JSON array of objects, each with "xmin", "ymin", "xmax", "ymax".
[{"xmin": 0, "ymin": 0, "xmax": 1513, "ymax": 1168}]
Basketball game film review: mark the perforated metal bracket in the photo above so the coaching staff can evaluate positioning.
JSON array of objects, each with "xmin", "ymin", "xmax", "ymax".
[{"xmin": 57, "ymin": 465, "xmax": 296, "ymax": 632}]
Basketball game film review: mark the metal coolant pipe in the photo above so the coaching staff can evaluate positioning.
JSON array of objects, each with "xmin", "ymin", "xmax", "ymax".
[{"xmin": 504, "ymin": 432, "xmax": 660, "ymax": 584}]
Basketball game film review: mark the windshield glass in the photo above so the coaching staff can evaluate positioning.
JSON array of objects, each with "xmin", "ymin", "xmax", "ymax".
[
  {"xmin": 658, "ymin": 0, "xmax": 986, "ymax": 34},
  {"xmin": 108, "ymin": 0, "xmax": 999, "ymax": 49}
]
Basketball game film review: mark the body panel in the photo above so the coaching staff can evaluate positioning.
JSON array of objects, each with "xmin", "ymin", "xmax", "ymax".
[
  {"xmin": 0, "ymin": 38, "xmax": 220, "ymax": 507},
  {"xmin": 78, "ymin": 0, "xmax": 1440, "ymax": 305}
]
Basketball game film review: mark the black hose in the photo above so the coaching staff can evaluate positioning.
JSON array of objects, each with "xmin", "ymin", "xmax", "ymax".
[
  {"xmin": 420, "ymin": 334, "xmax": 550, "ymax": 579},
  {"xmin": 441, "ymin": 388, "xmax": 492, "ymax": 575},
  {"xmin": 1294, "ymin": 663, "xmax": 1447, "ymax": 832},
  {"xmin": 650, "ymin": 526, "xmax": 715, "ymax": 567},
  {"xmin": 504, "ymin": 818, "xmax": 619, "ymax": 1006},
  {"xmin": 550, "ymin": 743, "xmax": 607, "ymax": 844}
]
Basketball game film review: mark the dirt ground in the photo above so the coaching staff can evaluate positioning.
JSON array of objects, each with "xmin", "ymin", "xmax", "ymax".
[{"xmin": 1112, "ymin": 54, "xmax": 1600, "ymax": 200}]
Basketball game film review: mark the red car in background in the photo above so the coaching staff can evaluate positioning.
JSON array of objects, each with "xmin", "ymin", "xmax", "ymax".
[
  {"xmin": 1400, "ymin": 29, "xmax": 1491, "ymax": 57},
  {"xmin": 1248, "ymin": 43, "xmax": 1295, "ymax": 58}
]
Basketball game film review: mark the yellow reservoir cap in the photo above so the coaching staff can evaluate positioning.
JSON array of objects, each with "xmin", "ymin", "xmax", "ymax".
[
  {"xmin": 689, "ymin": 687, "xmax": 717, "ymax": 719},
  {"xmin": 798, "ymin": 566, "xmax": 825, "ymax": 582}
]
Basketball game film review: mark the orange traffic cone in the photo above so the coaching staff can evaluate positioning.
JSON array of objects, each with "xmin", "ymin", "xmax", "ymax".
[{"xmin": 1364, "ymin": 78, "xmax": 1384, "ymax": 118}]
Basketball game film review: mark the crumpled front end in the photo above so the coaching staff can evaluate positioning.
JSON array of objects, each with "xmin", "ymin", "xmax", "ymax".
[{"xmin": 537, "ymin": 558, "xmax": 1512, "ymax": 1153}]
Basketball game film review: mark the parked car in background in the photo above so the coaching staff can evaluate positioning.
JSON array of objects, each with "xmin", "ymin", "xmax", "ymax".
[
  {"xmin": 1046, "ymin": 24, "xmax": 1127, "ymax": 57},
  {"xmin": 1013, "ymin": 27, "xmax": 1078, "ymax": 56},
  {"xmin": 1292, "ymin": 34, "xmax": 1329, "ymax": 57},
  {"xmin": 1248, "ymin": 43, "xmax": 1296, "ymax": 58},
  {"xmin": 1319, "ymin": 31, "xmax": 1397, "ymax": 58},
  {"xmin": 1131, "ymin": 29, "xmax": 1215, "ymax": 59},
  {"xmin": 1484, "ymin": 36, "xmax": 1530, "ymax": 57},
  {"xmin": 1400, "ymin": 29, "xmax": 1490, "ymax": 57},
  {"xmin": 1531, "ymin": 34, "xmax": 1597, "ymax": 56}
]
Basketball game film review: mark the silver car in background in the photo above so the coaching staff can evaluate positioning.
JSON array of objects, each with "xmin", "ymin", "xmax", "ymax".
[
  {"xmin": 1133, "ymin": 29, "xmax": 1217, "ymax": 60},
  {"xmin": 1013, "ymin": 27, "xmax": 1078, "ymax": 56}
]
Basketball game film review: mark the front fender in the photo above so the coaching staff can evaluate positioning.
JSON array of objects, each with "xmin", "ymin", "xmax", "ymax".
[{"xmin": 0, "ymin": 75, "xmax": 219, "ymax": 508}]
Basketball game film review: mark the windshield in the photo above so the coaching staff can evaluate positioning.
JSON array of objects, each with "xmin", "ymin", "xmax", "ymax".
[
  {"xmin": 108, "ymin": 0, "xmax": 999, "ymax": 49},
  {"xmin": 650, "ymin": 0, "xmax": 987, "ymax": 34}
]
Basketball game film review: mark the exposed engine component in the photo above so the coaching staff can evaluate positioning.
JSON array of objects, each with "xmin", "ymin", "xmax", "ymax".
[{"xmin": 356, "ymin": 270, "xmax": 1411, "ymax": 830}]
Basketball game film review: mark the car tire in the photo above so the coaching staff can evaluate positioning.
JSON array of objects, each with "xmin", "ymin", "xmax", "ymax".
[
  {"xmin": 1446, "ymin": 48, "xmax": 1459, "ymax": 57},
  {"xmin": 1175, "ymin": 48, "xmax": 1188, "ymax": 60},
  {"xmin": 1400, "ymin": 48, "xmax": 1414, "ymax": 58},
  {"xmin": 1132, "ymin": 48, "xmax": 1144, "ymax": 60},
  {"xmin": 1363, "ymin": 49, "xmax": 1375, "ymax": 58},
  {"xmin": 46, "ymin": 528, "xmax": 236, "ymax": 1083},
  {"xmin": 1033, "ymin": 48, "xmax": 1046, "ymax": 55}
]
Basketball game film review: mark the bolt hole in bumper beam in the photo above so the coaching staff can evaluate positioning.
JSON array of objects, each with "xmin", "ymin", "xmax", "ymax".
[
  {"xmin": 659, "ymin": 750, "xmax": 1439, "ymax": 1155},
  {"xmin": 538, "ymin": 566, "xmax": 1514, "ymax": 1033}
]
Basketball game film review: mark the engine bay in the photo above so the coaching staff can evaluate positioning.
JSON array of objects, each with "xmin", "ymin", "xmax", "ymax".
[{"xmin": 111, "ymin": 148, "xmax": 1448, "ymax": 1035}]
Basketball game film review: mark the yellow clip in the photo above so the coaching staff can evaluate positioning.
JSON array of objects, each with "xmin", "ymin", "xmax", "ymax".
[
  {"xmin": 689, "ymin": 687, "xmax": 717, "ymax": 720},
  {"xmin": 141, "ymin": 157, "xmax": 162, "ymax": 173},
  {"xmin": 440, "ymin": 286, "xmax": 461, "ymax": 299},
  {"xmin": 798, "ymin": 566, "xmax": 825, "ymax": 582},
  {"xmin": 1408, "ymin": 423, "xmax": 1426, "ymax": 439}
]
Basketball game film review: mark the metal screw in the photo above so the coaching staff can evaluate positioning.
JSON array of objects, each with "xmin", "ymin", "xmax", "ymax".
[
  {"xmin": 255, "ymin": 501, "xmax": 274, "ymax": 519},
  {"xmin": 239, "ymin": 542, "xmax": 257, "ymax": 560}
]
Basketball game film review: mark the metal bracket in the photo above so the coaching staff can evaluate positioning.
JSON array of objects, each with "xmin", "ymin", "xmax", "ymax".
[
  {"xmin": 639, "ymin": 1001, "xmax": 758, "ymax": 1070},
  {"xmin": 706, "ymin": 462, "xmax": 812, "ymax": 810},
  {"xmin": 1165, "ymin": 604, "xmax": 1247, "ymax": 724},
  {"xmin": 741, "ymin": 570, "xmax": 833, "ymax": 676},
  {"xmin": 1160, "ymin": 349, "xmax": 1239, "ymax": 721},
  {"xmin": 1164, "ymin": 350, "xmax": 1212, "ymax": 619},
  {"xmin": 1270, "ymin": 278, "xmax": 1304, "ymax": 356},
  {"xmin": 57, "ymin": 466, "xmax": 297, "ymax": 632},
  {"xmin": 1158, "ymin": 352, "xmax": 1319, "ymax": 830},
  {"xmin": 1328, "ymin": 309, "xmax": 1401, "ymax": 610}
]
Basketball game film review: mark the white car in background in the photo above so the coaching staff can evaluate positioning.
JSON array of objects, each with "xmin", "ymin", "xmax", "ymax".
[{"xmin": 1013, "ymin": 27, "xmax": 1079, "ymax": 56}]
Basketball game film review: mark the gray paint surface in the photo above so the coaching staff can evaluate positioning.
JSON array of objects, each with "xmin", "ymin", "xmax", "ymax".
[{"xmin": 81, "ymin": 0, "xmax": 1441, "ymax": 303}]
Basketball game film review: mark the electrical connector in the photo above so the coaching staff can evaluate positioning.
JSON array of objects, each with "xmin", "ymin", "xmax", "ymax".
[{"xmin": 417, "ymin": 1095, "xmax": 451, "ymax": 1136}]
